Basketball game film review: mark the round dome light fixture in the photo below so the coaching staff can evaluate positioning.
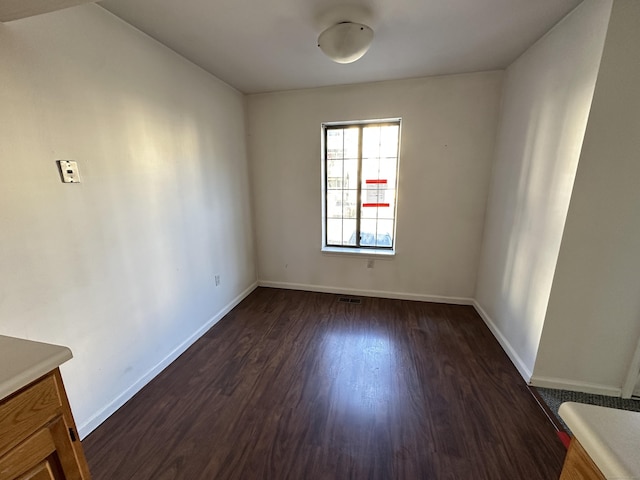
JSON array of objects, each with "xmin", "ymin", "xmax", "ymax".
[{"xmin": 317, "ymin": 22, "xmax": 374, "ymax": 64}]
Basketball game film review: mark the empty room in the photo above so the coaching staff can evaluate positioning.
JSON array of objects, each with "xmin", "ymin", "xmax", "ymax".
[{"xmin": 1, "ymin": 0, "xmax": 639, "ymax": 478}]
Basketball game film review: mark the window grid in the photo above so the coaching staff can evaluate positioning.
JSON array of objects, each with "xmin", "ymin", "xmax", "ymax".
[{"xmin": 324, "ymin": 121, "xmax": 400, "ymax": 250}]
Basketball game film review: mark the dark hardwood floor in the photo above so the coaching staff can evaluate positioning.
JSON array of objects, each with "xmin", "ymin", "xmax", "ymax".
[{"xmin": 83, "ymin": 288, "xmax": 566, "ymax": 479}]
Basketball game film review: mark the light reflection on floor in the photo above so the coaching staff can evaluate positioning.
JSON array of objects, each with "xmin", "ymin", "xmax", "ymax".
[{"xmin": 321, "ymin": 330, "xmax": 396, "ymax": 419}]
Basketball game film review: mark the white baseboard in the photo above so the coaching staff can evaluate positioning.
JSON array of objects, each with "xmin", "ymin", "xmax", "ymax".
[
  {"xmin": 257, "ymin": 280, "xmax": 474, "ymax": 305},
  {"xmin": 261, "ymin": 282, "xmax": 537, "ymax": 384},
  {"xmin": 472, "ymin": 300, "xmax": 533, "ymax": 382},
  {"xmin": 77, "ymin": 281, "xmax": 258, "ymax": 439},
  {"xmin": 529, "ymin": 376, "xmax": 622, "ymax": 397},
  {"xmin": 77, "ymin": 280, "xmax": 625, "ymax": 438},
  {"xmin": 472, "ymin": 301, "xmax": 623, "ymax": 397}
]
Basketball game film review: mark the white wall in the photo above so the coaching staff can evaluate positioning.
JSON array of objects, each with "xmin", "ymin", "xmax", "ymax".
[
  {"xmin": 0, "ymin": 5, "xmax": 256, "ymax": 436},
  {"xmin": 474, "ymin": 0, "xmax": 612, "ymax": 379},
  {"xmin": 247, "ymin": 73, "xmax": 502, "ymax": 302},
  {"xmin": 533, "ymin": 0, "xmax": 640, "ymax": 394}
]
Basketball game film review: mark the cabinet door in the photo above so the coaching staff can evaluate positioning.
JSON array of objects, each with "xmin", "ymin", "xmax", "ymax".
[
  {"xmin": 16, "ymin": 455, "xmax": 64, "ymax": 480},
  {"xmin": 0, "ymin": 417, "xmax": 83, "ymax": 480},
  {"xmin": 559, "ymin": 438, "xmax": 606, "ymax": 480}
]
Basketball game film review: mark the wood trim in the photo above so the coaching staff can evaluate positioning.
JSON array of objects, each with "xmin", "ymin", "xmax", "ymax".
[{"xmin": 52, "ymin": 369, "xmax": 91, "ymax": 479}]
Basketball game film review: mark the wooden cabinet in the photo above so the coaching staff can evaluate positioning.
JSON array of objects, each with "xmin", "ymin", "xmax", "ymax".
[
  {"xmin": 0, "ymin": 369, "xmax": 90, "ymax": 480},
  {"xmin": 559, "ymin": 438, "xmax": 606, "ymax": 480}
]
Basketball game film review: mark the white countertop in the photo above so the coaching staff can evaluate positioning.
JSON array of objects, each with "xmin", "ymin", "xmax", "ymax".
[
  {"xmin": 0, "ymin": 335, "xmax": 72, "ymax": 400},
  {"xmin": 559, "ymin": 402, "xmax": 640, "ymax": 479}
]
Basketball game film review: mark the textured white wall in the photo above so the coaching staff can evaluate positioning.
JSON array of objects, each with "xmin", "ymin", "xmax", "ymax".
[
  {"xmin": 534, "ymin": 0, "xmax": 640, "ymax": 393},
  {"xmin": 0, "ymin": 5, "xmax": 256, "ymax": 435},
  {"xmin": 474, "ymin": 0, "xmax": 612, "ymax": 379},
  {"xmin": 247, "ymin": 72, "xmax": 502, "ymax": 301}
]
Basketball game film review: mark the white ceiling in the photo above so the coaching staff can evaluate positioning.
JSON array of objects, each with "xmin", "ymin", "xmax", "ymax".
[{"xmin": 98, "ymin": 0, "xmax": 582, "ymax": 94}]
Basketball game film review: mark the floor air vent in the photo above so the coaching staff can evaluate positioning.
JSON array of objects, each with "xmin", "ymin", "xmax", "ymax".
[{"xmin": 338, "ymin": 297, "xmax": 362, "ymax": 304}]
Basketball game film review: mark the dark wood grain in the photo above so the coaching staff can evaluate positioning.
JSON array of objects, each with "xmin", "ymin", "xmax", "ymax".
[
  {"xmin": 83, "ymin": 288, "xmax": 566, "ymax": 479},
  {"xmin": 528, "ymin": 385, "xmax": 566, "ymax": 434}
]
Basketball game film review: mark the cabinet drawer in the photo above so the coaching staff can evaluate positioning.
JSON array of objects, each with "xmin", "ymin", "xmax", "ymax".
[
  {"xmin": 0, "ymin": 375, "xmax": 62, "ymax": 457},
  {"xmin": 0, "ymin": 420, "xmax": 58, "ymax": 480}
]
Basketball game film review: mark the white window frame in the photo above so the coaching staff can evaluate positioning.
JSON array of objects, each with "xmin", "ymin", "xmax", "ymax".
[{"xmin": 321, "ymin": 118, "xmax": 401, "ymax": 256}]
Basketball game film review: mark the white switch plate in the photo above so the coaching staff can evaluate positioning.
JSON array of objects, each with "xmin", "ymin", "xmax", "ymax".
[{"xmin": 57, "ymin": 160, "xmax": 81, "ymax": 183}]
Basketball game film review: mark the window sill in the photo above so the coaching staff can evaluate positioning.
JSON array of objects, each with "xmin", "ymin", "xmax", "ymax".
[{"xmin": 321, "ymin": 246, "xmax": 396, "ymax": 257}]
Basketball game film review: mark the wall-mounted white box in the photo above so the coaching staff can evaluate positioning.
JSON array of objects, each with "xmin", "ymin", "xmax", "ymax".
[{"xmin": 57, "ymin": 160, "xmax": 81, "ymax": 183}]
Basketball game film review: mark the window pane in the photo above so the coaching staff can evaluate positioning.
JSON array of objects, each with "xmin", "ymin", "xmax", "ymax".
[
  {"xmin": 344, "ymin": 127, "xmax": 359, "ymax": 159},
  {"xmin": 343, "ymin": 219, "xmax": 357, "ymax": 245},
  {"xmin": 327, "ymin": 218, "xmax": 343, "ymax": 245},
  {"xmin": 363, "ymin": 185, "xmax": 387, "ymax": 204},
  {"xmin": 360, "ymin": 203, "xmax": 378, "ymax": 220},
  {"xmin": 378, "ymin": 202, "xmax": 395, "ymax": 220},
  {"xmin": 343, "ymin": 190, "xmax": 357, "ymax": 219},
  {"xmin": 380, "ymin": 125, "xmax": 399, "ymax": 158},
  {"xmin": 376, "ymin": 219, "xmax": 395, "ymax": 247},
  {"xmin": 327, "ymin": 160, "xmax": 343, "ymax": 189},
  {"xmin": 343, "ymin": 160, "xmax": 358, "ymax": 189},
  {"xmin": 361, "ymin": 157, "xmax": 379, "ymax": 186},
  {"xmin": 379, "ymin": 158, "xmax": 397, "ymax": 187},
  {"xmin": 357, "ymin": 219, "xmax": 394, "ymax": 247},
  {"xmin": 326, "ymin": 191, "xmax": 342, "ymax": 219},
  {"xmin": 327, "ymin": 129, "xmax": 343, "ymax": 160},
  {"xmin": 359, "ymin": 219, "xmax": 378, "ymax": 246},
  {"xmin": 363, "ymin": 126, "xmax": 381, "ymax": 159},
  {"xmin": 361, "ymin": 201, "xmax": 377, "ymax": 219}
]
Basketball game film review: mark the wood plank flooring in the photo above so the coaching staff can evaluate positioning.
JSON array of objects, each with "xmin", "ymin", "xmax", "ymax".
[{"xmin": 83, "ymin": 288, "xmax": 566, "ymax": 479}]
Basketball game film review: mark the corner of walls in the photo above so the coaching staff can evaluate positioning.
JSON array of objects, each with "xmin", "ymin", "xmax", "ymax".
[
  {"xmin": 471, "ymin": 301, "xmax": 532, "ymax": 381},
  {"xmin": 77, "ymin": 282, "xmax": 257, "ymax": 438},
  {"xmin": 473, "ymin": 0, "xmax": 613, "ymax": 388},
  {"xmin": 243, "ymin": 95, "xmax": 261, "ymax": 287},
  {"xmin": 532, "ymin": 0, "xmax": 640, "ymax": 392}
]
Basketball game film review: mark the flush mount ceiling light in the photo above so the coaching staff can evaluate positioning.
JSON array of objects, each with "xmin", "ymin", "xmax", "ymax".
[{"xmin": 317, "ymin": 22, "xmax": 374, "ymax": 64}]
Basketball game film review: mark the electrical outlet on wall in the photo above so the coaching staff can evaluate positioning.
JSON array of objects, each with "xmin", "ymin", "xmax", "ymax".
[
  {"xmin": 367, "ymin": 259, "xmax": 375, "ymax": 269},
  {"xmin": 215, "ymin": 275, "xmax": 220, "ymax": 286},
  {"xmin": 57, "ymin": 160, "xmax": 81, "ymax": 183}
]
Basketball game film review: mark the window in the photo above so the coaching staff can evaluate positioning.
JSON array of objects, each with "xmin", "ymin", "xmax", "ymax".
[{"xmin": 322, "ymin": 119, "xmax": 401, "ymax": 253}]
